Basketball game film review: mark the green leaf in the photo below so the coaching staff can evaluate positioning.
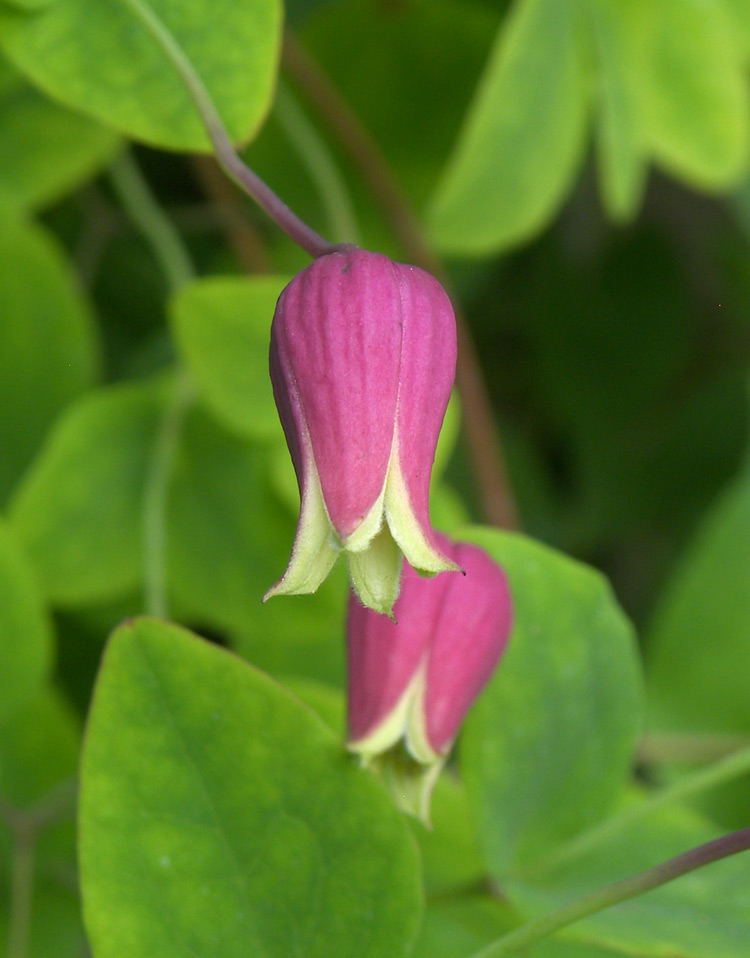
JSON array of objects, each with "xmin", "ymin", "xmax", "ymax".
[
  {"xmin": 170, "ymin": 275, "xmax": 287, "ymax": 441},
  {"xmin": 458, "ymin": 528, "xmax": 644, "ymax": 876},
  {"xmin": 0, "ymin": 0, "xmax": 281, "ymax": 151},
  {"xmin": 506, "ymin": 798, "xmax": 750, "ymax": 958},
  {"xmin": 8, "ymin": 379, "xmax": 164, "ymax": 605},
  {"xmin": 588, "ymin": 0, "xmax": 650, "ymax": 220},
  {"xmin": 427, "ymin": 0, "xmax": 589, "ymax": 255},
  {"xmin": 0, "ymin": 56, "xmax": 120, "ymax": 210},
  {"xmin": 79, "ymin": 617, "xmax": 423, "ymax": 958},
  {"xmin": 646, "ymin": 468, "xmax": 750, "ymax": 735},
  {"xmin": 0, "ymin": 215, "xmax": 100, "ymax": 503},
  {"xmin": 0, "ymin": 519, "xmax": 53, "ymax": 722},
  {"xmin": 0, "ymin": 688, "xmax": 79, "ymax": 806},
  {"xmin": 643, "ymin": 0, "xmax": 749, "ymax": 189}
]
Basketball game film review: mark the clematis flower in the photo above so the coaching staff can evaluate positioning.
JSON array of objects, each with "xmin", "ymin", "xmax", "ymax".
[
  {"xmin": 346, "ymin": 533, "xmax": 513, "ymax": 818},
  {"xmin": 264, "ymin": 246, "xmax": 459, "ymax": 615}
]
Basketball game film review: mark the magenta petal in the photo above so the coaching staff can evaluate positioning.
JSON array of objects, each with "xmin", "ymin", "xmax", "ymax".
[
  {"xmin": 390, "ymin": 264, "xmax": 457, "ymax": 555},
  {"xmin": 422, "ymin": 538, "xmax": 512, "ymax": 755},
  {"xmin": 346, "ymin": 533, "xmax": 513, "ymax": 760},
  {"xmin": 346, "ymin": 563, "xmax": 441, "ymax": 746},
  {"xmin": 270, "ymin": 248, "xmax": 401, "ymax": 540}
]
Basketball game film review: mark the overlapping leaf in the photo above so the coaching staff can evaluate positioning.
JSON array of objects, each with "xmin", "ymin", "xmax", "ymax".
[
  {"xmin": 0, "ymin": 0, "xmax": 281, "ymax": 150},
  {"xmin": 79, "ymin": 618, "xmax": 423, "ymax": 958}
]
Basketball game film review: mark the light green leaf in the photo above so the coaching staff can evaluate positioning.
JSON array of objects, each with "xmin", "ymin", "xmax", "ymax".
[
  {"xmin": 8, "ymin": 379, "xmax": 165, "ymax": 605},
  {"xmin": 643, "ymin": 0, "xmax": 749, "ymax": 189},
  {"xmin": 646, "ymin": 468, "xmax": 750, "ymax": 734},
  {"xmin": 80, "ymin": 617, "xmax": 423, "ymax": 958},
  {"xmin": 0, "ymin": 215, "xmax": 100, "ymax": 503},
  {"xmin": 588, "ymin": 0, "xmax": 650, "ymax": 220},
  {"xmin": 459, "ymin": 528, "xmax": 644, "ymax": 876},
  {"xmin": 0, "ymin": 57, "xmax": 120, "ymax": 210},
  {"xmin": 506, "ymin": 798, "xmax": 750, "ymax": 958},
  {"xmin": 170, "ymin": 275, "xmax": 287, "ymax": 441},
  {"xmin": 427, "ymin": 0, "xmax": 589, "ymax": 255},
  {"xmin": 0, "ymin": 0, "xmax": 281, "ymax": 151},
  {"xmin": 0, "ymin": 519, "xmax": 53, "ymax": 722}
]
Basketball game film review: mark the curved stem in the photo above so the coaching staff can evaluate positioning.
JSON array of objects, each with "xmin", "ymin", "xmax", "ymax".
[
  {"xmin": 109, "ymin": 150, "xmax": 194, "ymax": 290},
  {"xmin": 120, "ymin": 0, "xmax": 334, "ymax": 259},
  {"xmin": 282, "ymin": 33, "xmax": 520, "ymax": 529},
  {"xmin": 473, "ymin": 828, "xmax": 750, "ymax": 957},
  {"xmin": 109, "ymin": 145, "xmax": 197, "ymax": 619},
  {"xmin": 1, "ymin": 778, "xmax": 77, "ymax": 958},
  {"xmin": 527, "ymin": 743, "xmax": 750, "ymax": 878}
]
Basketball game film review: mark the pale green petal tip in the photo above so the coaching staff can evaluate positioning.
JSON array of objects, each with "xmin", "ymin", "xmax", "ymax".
[
  {"xmin": 384, "ymin": 447, "xmax": 463, "ymax": 578},
  {"xmin": 367, "ymin": 745, "xmax": 445, "ymax": 826},
  {"xmin": 346, "ymin": 525, "xmax": 403, "ymax": 616},
  {"xmin": 264, "ymin": 463, "xmax": 339, "ymax": 601}
]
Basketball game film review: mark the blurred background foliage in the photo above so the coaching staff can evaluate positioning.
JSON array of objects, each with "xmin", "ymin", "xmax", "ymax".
[{"xmin": 2, "ymin": 0, "xmax": 750, "ymax": 954}]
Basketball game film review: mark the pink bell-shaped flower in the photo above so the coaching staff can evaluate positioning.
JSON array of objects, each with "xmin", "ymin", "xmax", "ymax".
[
  {"xmin": 264, "ymin": 246, "xmax": 459, "ymax": 614},
  {"xmin": 346, "ymin": 533, "xmax": 513, "ymax": 817}
]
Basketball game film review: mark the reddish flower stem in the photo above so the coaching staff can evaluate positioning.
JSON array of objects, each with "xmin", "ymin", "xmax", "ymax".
[{"xmin": 281, "ymin": 33, "xmax": 520, "ymax": 529}]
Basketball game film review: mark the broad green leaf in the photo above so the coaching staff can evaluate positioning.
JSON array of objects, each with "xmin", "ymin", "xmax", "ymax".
[
  {"xmin": 646, "ymin": 468, "xmax": 750, "ymax": 734},
  {"xmin": 0, "ymin": 689, "xmax": 83, "ymax": 958},
  {"xmin": 8, "ymin": 379, "xmax": 165, "ymax": 605},
  {"xmin": 0, "ymin": 0, "xmax": 281, "ymax": 151},
  {"xmin": 170, "ymin": 275, "xmax": 287, "ymax": 441},
  {"xmin": 506, "ymin": 798, "xmax": 750, "ymax": 958},
  {"xmin": 80, "ymin": 617, "xmax": 423, "ymax": 958},
  {"xmin": 427, "ymin": 0, "xmax": 589, "ymax": 255},
  {"xmin": 279, "ymin": 675, "xmax": 345, "ymax": 735},
  {"xmin": 722, "ymin": 0, "xmax": 750, "ymax": 56},
  {"xmin": 0, "ymin": 215, "xmax": 100, "ymax": 503},
  {"xmin": 0, "ymin": 688, "xmax": 79, "ymax": 806},
  {"xmin": 644, "ymin": 0, "xmax": 749, "ymax": 188},
  {"xmin": 0, "ymin": 57, "xmax": 120, "ymax": 210},
  {"xmin": 588, "ymin": 0, "xmax": 650, "ymax": 220},
  {"xmin": 459, "ymin": 528, "xmax": 644, "ymax": 876},
  {"xmin": 0, "ymin": 519, "xmax": 53, "ymax": 722}
]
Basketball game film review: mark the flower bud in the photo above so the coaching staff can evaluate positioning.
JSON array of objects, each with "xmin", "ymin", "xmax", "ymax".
[
  {"xmin": 346, "ymin": 534, "xmax": 512, "ymax": 818},
  {"xmin": 264, "ymin": 247, "xmax": 459, "ymax": 615}
]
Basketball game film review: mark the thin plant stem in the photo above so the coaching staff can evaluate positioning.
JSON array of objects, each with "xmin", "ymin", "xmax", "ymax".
[
  {"xmin": 109, "ymin": 150, "xmax": 194, "ymax": 290},
  {"xmin": 1, "ymin": 778, "xmax": 77, "ymax": 958},
  {"xmin": 6, "ymin": 835, "xmax": 34, "ymax": 958},
  {"xmin": 109, "ymin": 146, "xmax": 197, "ymax": 619},
  {"xmin": 637, "ymin": 732, "xmax": 750, "ymax": 764},
  {"xmin": 274, "ymin": 83, "xmax": 360, "ymax": 245},
  {"xmin": 120, "ymin": 0, "xmax": 334, "ymax": 259},
  {"xmin": 526, "ymin": 743, "xmax": 750, "ymax": 878},
  {"xmin": 473, "ymin": 828, "xmax": 750, "ymax": 957},
  {"xmin": 282, "ymin": 33, "xmax": 520, "ymax": 529}
]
